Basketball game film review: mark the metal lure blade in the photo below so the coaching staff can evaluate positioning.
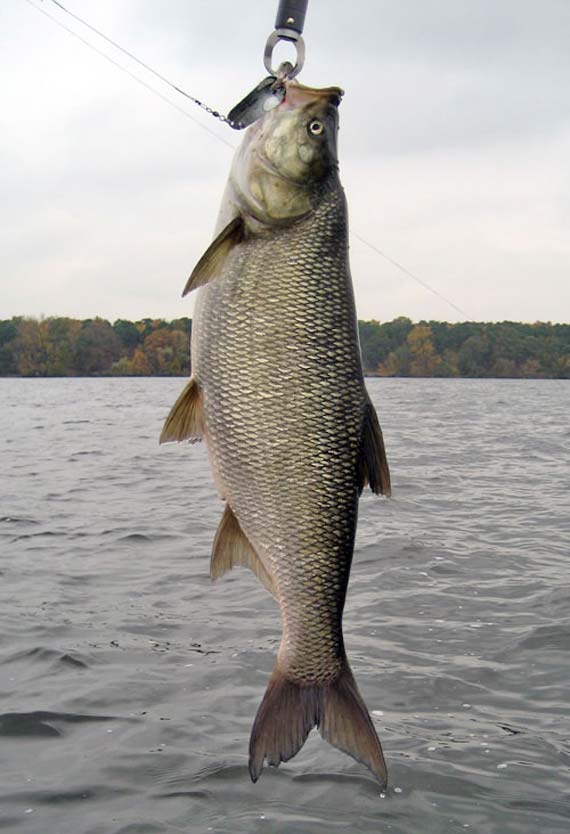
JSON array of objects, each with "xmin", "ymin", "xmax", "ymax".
[{"xmin": 228, "ymin": 76, "xmax": 285, "ymax": 130}]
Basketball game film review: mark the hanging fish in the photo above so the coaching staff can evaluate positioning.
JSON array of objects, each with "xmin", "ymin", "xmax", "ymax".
[{"xmin": 161, "ymin": 80, "xmax": 391, "ymax": 786}]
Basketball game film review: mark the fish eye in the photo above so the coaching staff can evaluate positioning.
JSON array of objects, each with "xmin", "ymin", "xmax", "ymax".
[{"xmin": 307, "ymin": 119, "xmax": 324, "ymax": 137}]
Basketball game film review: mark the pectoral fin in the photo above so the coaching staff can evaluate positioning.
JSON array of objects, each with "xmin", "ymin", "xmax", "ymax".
[
  {"xmin": 159, "ymin": 377, "xmax": 204, "ymax": 444},
  {"xmin": 182, "ymin": 216, "xmax": 244, "ymax": 296},
  {"xmin": 211, "ymin": 504, "xmax": 276, "ymax": 597},
  {"xmin": 357, "ymin": 397, "xmax": 391, "ymax": 496}
]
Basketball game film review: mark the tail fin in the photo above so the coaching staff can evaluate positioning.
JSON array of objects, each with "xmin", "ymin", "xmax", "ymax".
[
  {"xmin": 248, "ymin": 662, "xmax": 387, "ymax": 787},
  {"xmin": 320, "ymin": 663, "xmax": 388, "ymax": 786}
]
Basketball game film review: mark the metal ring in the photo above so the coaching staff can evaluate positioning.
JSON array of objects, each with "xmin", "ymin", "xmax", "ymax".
[{"xmin": 263, "ymin": 29, "xmax": 305, "ymax": 79}]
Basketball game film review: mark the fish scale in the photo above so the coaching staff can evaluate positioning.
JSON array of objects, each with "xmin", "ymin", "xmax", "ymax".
[
  {"xmin": 161, "ymin": 80, "xmax": 390, "ymax": 785},
  {"xmin": 194, "ymin": 185, "xmax": 363, "ymax": 686}
]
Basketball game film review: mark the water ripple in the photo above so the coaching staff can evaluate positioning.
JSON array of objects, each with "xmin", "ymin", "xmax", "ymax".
[{"xmin": 0, "ymin": 377, "xmax": 569, "ymax": 834}]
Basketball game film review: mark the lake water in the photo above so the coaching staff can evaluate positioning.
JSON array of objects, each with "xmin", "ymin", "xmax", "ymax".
[{"xmin": 0, "ymin": 377, "xmax": 569, "ymax": 834}]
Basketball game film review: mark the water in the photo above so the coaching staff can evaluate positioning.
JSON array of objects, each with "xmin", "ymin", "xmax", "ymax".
[{"xmin": 0, "ymin": 377, "xmax": 568, "ymax": 834}]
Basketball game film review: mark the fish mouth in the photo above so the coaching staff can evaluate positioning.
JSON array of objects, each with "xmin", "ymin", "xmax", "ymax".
[{"xmin": 283, "ymin": 81, "xmax": 344, "ymax": 109}]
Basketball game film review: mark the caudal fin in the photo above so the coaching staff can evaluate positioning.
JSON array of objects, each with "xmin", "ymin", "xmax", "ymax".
[
  {"xmin": 248, "ymin": 662, "xmax": 387, "ymax": 787},
  {"xmin": 320, "ymin": 663, "xmax": 388, "ymax": 786}
]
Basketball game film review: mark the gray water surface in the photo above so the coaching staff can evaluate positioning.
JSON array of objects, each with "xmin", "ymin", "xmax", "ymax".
[{"xmin": 0, "ymin": 378, "xmax": 569, "ymax": 834}]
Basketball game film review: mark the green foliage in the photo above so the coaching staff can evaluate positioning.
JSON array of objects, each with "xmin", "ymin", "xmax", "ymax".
[
  {"xmin": 74, "ymin": 319, "xmax": 122, "ymax": 375},
  {"xmin": 358, "ymin": 317, "xmax": 413, "ymax": 373},
  {"xmin": 0, "ymin": 316, "xmax": 567, "ymax": 377},
  {"xmin": 0, "ymin": 319, "xmax": 20, "ymax": 373},
  {"xmin": 113, "ymin": 319, "xmax": 141, "ymax": 352},
  {"xmin": 363, "ymin": 319, "xmax": 570, "ymax": 378},
  {"xmin": 0, "ymin": 321, "xmax": 18, "ymax": 346},
  {"xmin": 0, "ymin": 316, "xmax": 190, "ymax": 377}
]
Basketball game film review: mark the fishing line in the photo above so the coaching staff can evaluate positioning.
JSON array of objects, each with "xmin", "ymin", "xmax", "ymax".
[
  {"xmin": 353, "ymin": 233, "xmax": 469, "ymax": 318},
  {"xmin": 22, "ymin": 0, "xmax": 236, "ymax": 149},
  {"xmin": 21, "ymin": 0, "xmax": 469, "ymax": 318},
  {"xmin": 43, "ymin": 0, "xmax": 233, "ymax": 127}
]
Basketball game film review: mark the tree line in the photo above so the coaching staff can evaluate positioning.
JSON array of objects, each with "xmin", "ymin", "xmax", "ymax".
[
  {"xmin": 0, "ymin": 316, "xmax": 568, "ymax": 378},
  {"xmin": 0, "ymin": 317, "xmax": 191, "ymax": 377},
  {"xmin": 359, "ymin": 318, "xmax": 569, "ymax": 378}
]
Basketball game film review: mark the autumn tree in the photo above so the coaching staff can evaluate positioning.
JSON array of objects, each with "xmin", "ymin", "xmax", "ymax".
[
  {"xmin": 14, "ymin": 318, "xmax": 48, "ymax": 376},
  {"xmin": 407, "ymin": 324, "xmax": 442, "ymax": 376},
  {"xmin": 143, "ymin": 329, "xmax": 189, "ymax": 375},
  {"xmin": 73, "ymin": 318, "xmax": 122, "ymax": 375},
  {"xmin": 43, "ymin": 318, "xmax": 82, "ymax": 375},
  {"xmin": 457, "ymin": 332, "xmax": 491, "ymax": 377},
  {"xmin": 0, "ymin": 320, "xmax": 18, "ymax": 375},
  {"xmin": 378, "ymin": 345, "xmax": 410, "ymax": 376}
]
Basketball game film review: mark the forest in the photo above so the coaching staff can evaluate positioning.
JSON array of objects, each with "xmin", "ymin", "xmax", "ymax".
[{"xmin": 0, "ymin": 316, "xmax": 569, "ymax": 378}]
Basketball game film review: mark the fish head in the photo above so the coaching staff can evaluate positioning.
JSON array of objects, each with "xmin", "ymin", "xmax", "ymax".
[
  {"xmin": 262, "ymin": 82, "xmax": 343, "ymax": 184},
  {"xmin": 230, "ymin": 82, "xmax": 344, "ymax": 225}
]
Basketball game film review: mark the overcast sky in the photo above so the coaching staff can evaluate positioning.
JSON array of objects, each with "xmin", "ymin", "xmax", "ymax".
[{"xmin": 2, "ymin": 0, "xmax": 569, "ymax": 324}]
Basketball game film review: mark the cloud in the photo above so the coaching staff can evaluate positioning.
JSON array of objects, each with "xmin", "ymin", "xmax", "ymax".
[{"xmin": 1, "ymin": 0, "xmax": 569, "ymax": 323}]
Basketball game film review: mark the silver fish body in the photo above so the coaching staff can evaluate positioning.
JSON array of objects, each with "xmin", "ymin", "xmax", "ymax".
[{"xmin": 161, "ymin": 82, "xmax": 390, "ymax": 785}]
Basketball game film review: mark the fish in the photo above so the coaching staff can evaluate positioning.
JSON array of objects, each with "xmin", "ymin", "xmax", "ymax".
[{"xmin": 160, "ymin": 80, "xmax": 391, "ymax": 786}]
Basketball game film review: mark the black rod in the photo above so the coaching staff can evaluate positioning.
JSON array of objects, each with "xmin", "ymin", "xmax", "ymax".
[{"xmin": 274, "ymin": 0, "xmax": 308, "ymax": 36}]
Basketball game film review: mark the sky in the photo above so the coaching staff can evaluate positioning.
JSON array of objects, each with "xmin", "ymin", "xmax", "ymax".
[{"xmin": 2, "ymin": 0, "xmax": 569, "ymax": 324}]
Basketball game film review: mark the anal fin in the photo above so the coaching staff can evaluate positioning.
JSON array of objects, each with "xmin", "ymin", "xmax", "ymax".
[
  {"xmin": 357, "ymin": 396, "xmax": 391, "ymax": 496},
  {"xmin": 211, "ymin": 504, "xmax": 276, "ymax": 597},
  {"xmin": 159, "ymin": 377, "xmax": 204, "ymax": 444}
]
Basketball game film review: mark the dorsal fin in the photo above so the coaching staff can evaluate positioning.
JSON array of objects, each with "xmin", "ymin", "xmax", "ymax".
[
  {"xmin": 182, "ymin": 216, "xmax": 244, "ymax": 296},
  {"xmin": 159, "ymin": 377, "xmax": 204, "ymax": 444},
  {"xmin": 357, "ymin": 396, "xmax": 391, "ymax": 496},
  {"xmin": 211, "ymin": 503, "xmax": 276, "ymax": 597}
]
